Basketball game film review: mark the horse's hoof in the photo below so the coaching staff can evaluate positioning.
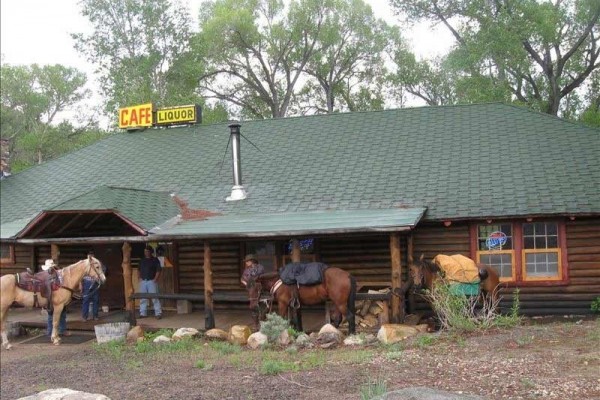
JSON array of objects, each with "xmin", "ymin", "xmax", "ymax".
[{"xmin": 2, "ymin": 344, "xmax": 12, "ymax": 350}]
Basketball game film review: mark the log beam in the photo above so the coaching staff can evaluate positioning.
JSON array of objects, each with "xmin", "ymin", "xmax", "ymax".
[
  {"xmin": 291, "ymin": 239, "xmax": 301, "ymax": 263},
  {"xmin": 390, "ymin": 233, "xmax": 403, "ymax": 322},
  {"xmin": 204, "ymin": 241, "xmax": 215, "ymax": 329},
  {"xmin": 122, "ymin": 242, "xmax": 133, "ymax": 311}
]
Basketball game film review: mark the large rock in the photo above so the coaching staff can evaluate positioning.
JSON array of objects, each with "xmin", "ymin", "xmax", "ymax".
[
  {"xmin": 17, "ymin": 388, "xmax": 110, "ymax": 400},
  {"xmin": 126, "ymin": 326, "xmax": 144, "ymax": 344},
  {"xmin": 317, "ymin": 324, "xmax": 343, "ymax": 345},
  {"xmin": 228, "ymin": 325, "xmax": 251, "ymax": 345},
  {"xmin": 295, "ymin": 333, "xmax": 313, "ymax": 348},
  {"xmin": 247, "ymin": 332, "xmax": 268, "ymax": 349},
  {"xmin": 374, "ymin": 386, "xmax": 485, "ymax": 399},
  {"xmin": 205, "ymin": 328, "xmax": 229, "ymax": 341},
  {"xmin": 278, "ymin": 329, "xmax": 291, "ymax": 346},
  {"xmin": 377, "ymin": 324, "xmax": 420, "ymax": 344},
  {"xmin": 153, "ymin": 335, "xmax": 171, "ymax": 343},
  {"xmin": 172, "ymin": 327, "xmax": 199, "ymax": 341}
]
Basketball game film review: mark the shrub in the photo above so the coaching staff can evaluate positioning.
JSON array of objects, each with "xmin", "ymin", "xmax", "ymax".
[
  {"xmin": 259, "ymin": 359, "xmax": 298, "ymax": 375},
  {"xmin": 359, "ymin": 376, "xmax": 387, "ymax": 400},
  {"xmin": 424, "ymin": 279, "xmax": 521, "ymax": 332},
  {"xmin": 260, "ymin": 313, "xmax": 291, "ymax": 342},
  {"xmin": 591, "ymin": 297, "xmax": 600, "ymax": 314}
]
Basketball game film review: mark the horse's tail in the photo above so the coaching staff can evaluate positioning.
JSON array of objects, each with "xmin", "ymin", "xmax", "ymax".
[{"xmin": 346, "ymin": 274, "xmax": 357, "ymax": 334}]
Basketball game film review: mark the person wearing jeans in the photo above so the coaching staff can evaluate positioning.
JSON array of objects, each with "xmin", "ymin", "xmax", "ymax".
[
  {"xmin": 81, "ymin": 276, "xmax": 100, "ymax": 321},
  {"xmin": 138, "ymin": 246, "xmax": 162, "ymax": 319},
  {"xmin": 46, "ymin": 308, "xmax": 68, "ymax": 337}
]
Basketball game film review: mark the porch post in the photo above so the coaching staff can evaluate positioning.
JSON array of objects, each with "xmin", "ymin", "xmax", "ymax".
[
  {"xmin": 291, "ymin": 239, "xmax": 301, "ymax": 262},
  {"xmin": 407, "ymin": 234, "xmax": 415, "ymax": 315},
  {"xmin": 390, "ymin": 232, "xmax": 403, "ymax": 323},
  {"xmin": 50, "ymin": 244, "xmax": 60, "ymax": 264},
  {"xmin": 122, "ymin": 242, "xmax": 134, "ymax": 311},
  {"xmin": 204, "ymin": 241, "xmax": 215, "ymax": 329}
]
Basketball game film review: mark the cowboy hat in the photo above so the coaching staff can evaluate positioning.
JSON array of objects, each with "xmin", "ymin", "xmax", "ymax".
[
  {"xmin": 41, "ymin": 259, "xmax": 56, "ymax": 271},
  {"xmin": 244, "ymin": 254, "xmax": 257, "ymax": 263}
]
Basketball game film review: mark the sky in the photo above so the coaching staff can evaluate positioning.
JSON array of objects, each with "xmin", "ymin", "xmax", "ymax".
[{"xmin": 0, "ymin": 0, "xmax": 454, "ymax": 125}]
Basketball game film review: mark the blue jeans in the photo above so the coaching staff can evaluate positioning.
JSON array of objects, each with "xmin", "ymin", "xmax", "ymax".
[
  {"xmin": 47, "ymin": 308, "xmax": 67, "ymax": 336},
  {"xmin": 82, "ymin": 280, "xmax": 100, "ymax": 319},
  {"xmin": 139, "ymin": 279, "xmax": 162, "ymax": 316}
]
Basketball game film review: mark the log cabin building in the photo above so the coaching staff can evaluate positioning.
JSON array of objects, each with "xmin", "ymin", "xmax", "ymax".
[{"xmin": 1, "ymin": 103, "xmax": 598, "ymax": 324}]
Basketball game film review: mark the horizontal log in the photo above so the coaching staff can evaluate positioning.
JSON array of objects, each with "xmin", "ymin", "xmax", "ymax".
[
  {"xmin": 570, "ymin": 261, "xmax": 600, "ymax": 269},
  {"xmin": 570, "ymin": 269, "xmax": 600, "ymax": 277},
  {"xmin": 501, "ymin": 285, "xmax": 600, "ymax": 294},
  {"xmin": 130, "ymin": 291, "xmax": 248, "ymax": 302},
  {"xmin": 516, "ymin": 308, "xmax": 593, "ymax": 315},
  {"xmin": 567, "ymin": 246, "xmax": 600, "ymax": 255},
  {"xmin": 568, "ymin": 254, "xmax": 600, "ymax": 262},
  {"xmin": 508, "ymin": 293, "xmax": 599, "ymax": 301}
]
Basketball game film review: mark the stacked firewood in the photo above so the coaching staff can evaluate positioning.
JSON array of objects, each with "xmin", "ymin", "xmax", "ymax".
[{"xmin": 354, "ymin": 289, "xmax": 390, "ymax": 329}]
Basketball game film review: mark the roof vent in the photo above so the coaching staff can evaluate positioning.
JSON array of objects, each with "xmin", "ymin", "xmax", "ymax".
[{"xmin": 226, "ymin": 123, "xmax": 247, "ymax": 201}]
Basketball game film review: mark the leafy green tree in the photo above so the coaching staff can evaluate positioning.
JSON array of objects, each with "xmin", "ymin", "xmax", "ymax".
[
  {"xmin": 390, "ymin": 0, "xmax": 600, "ymax": 117},
  {"xmin": 0, "ymin": 63, "xmax": 97, "ymax": 170},
  {"xmin": 198, "ymin": 0, "xmax": 330, "ymax": 119},
  {"xmin": 298, "ymin": 0, "xmax": 390, "ymax": 114},
  {"xmin": 73, "ymin": 0, "xmax": 226, "ymax": 123}
]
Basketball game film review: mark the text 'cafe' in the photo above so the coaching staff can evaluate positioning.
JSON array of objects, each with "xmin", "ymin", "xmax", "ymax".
[{"xmin": 118, "ymin": 103, "xmax": 202, "ymax": 129}]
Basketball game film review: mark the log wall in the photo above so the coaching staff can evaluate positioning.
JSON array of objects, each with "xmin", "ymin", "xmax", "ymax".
[
  {"xmin": 0, "ymin": 244, "xmax": 36, "ymax": 274},
  {"xmin": 178, "ymin": 241, "xmax": 241, "ymax": 293}
]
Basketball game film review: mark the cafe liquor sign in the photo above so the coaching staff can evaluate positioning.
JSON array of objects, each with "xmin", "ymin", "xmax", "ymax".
[
  {"xmin": 156, "ymin": 104, "xmax": 201, "ymax": 126},
  {"xmin": 118, "ymin": 103, "xmax": 154, "ymax": 129},
  {"xmin": 118, "ymin": 103, "xmax": 202, "ymax": 129}
]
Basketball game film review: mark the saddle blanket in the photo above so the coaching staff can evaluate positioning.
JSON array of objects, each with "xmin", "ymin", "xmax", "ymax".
[
  {"xmin": 433, "ymin": 254, "xmax": 480, "ymax": 284},
  {"xmin": 280, "ymin": 262, "xmax": 329, "ymax": 286}
]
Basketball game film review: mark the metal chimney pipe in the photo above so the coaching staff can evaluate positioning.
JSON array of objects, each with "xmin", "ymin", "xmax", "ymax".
[
  {"xmin": 229, "ymin": 123, "xmax": 242, "ymax": 186},
  {"xmin": 226, "ymin": 123, "xmax": 247, "ymax": 201}
]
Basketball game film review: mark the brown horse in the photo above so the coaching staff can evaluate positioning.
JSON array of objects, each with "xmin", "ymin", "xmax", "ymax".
[
  {"xmin": 246, "ymin": 266, "xmax": 357, "ymax": 334},
  {"xmin": 1, "ymin": 255, "xmax": 106, "ymax": 349},
  {"xmin": 408, "ymin": 255, "xmax": 500, "ymax": 308}
]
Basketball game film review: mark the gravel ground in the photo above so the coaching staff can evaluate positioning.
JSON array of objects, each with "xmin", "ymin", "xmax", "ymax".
[{"xmin": 1, "ymin": 317, "xmax": 598, "ymax": 400}]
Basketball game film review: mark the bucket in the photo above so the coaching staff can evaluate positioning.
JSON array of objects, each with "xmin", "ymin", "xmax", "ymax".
[
  {"xmin": 94, "ymin": 322, "xmax": 130, "ymax": 344},
  {"xmin": 102, "ymin": 305, "xmax": 109, "ymax": 313}
]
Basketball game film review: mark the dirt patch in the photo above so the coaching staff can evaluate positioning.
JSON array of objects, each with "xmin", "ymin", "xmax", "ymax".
[{"xmin": 1, "ymin": 317, "xmax": 599, "ymax": 400}]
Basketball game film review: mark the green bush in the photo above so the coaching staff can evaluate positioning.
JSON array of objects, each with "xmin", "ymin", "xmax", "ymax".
[
  {"xmin": 259, "ymin": 359, "xmax": 299, "ymax": 375},
  {"xmin": 260, "ymin": 313, "xmax": 291, "ymax": 342},
  {"xmin": 591, "ymin": 297, "xmax": 600, "ymax": 313},
  {"xmin": 359, "ymin": 376, "xmax": 387, "ymax": 400}
]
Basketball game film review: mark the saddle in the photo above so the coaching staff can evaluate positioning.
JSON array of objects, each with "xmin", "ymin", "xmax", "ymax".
[
  {"xmin": 280, "ymin": 262, "xmax": 329, "ymax": 286},
  {"xmin": 15, "ymin": 270, "xmax": 60, "ymax": 310}
]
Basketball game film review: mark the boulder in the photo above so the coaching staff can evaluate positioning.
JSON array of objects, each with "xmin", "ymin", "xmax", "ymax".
[
  {"xmin": 295, "ymin": 333, "xmax": 313, "ymax": 348},
  {"xmin": 343, "ymin": 334, "xmax": 366, "ymax": 346},
  {"xmin": 247, "ymin": 332, "xmax": 268, "ymax": 349},
  {"xmin": 172, "ymin": 327, "xmax": 199, "ymax": 341},
  {"xmin": 377, "ymin": 324, "xmax": 420, "ymax": 344},
  {"xmin": 17, "ymin": 388, "xmax": 110, "ymax": 400},
  {"xmin": 205, "ymin": 328, "xmax": 229, "ymax": 341},
  {"xmin": 228, "ymin": 325, "xmax": 251, "ymax": 345},
  {"xmin": 317, "ymin": 324, "xmax": 343, "ymax": 345},
  {"xmin": 153, "ymin": 335, "xmax": 171, "ymax": 343},
  {"xmin": 126, "ymin": 326, "xmax": 144, "ymax": 344},
  {"xmin": 278, "ymin": 329, "xmax": 291, "ymax": 346}
]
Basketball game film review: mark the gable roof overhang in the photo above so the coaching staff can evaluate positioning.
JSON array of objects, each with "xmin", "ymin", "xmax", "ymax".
[
  {"xmin": 11, "ymin": 207, "xmax": 426, "ymax": 244},
  {"xmin": 16, "ymin": 210, "xmax": 147, "ymax": 239}
]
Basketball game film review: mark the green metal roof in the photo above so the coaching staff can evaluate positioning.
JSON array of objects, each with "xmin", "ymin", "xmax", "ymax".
[
  {"xmin": 153, "ymin": 208, "xmax": 426, "ymax": 238},
  {"xmin": 1, "ymin": 103, "xmax": 598, "ymax": 239},
  {"xmin": 0, "ymin": 216, "xmax": 35, "ymax": 240},
  {"xmin": 50, "ymin": 186, "xmax": 180, "ymax": 231}
]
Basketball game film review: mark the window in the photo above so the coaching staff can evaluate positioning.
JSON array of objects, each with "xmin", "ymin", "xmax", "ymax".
[
  {"xmin": 283, "ymin": 238, "xmax": 316, "ymax": 264},
  {"xmin": 522, "ymin": 222, "xmax": 561, "ymax": 281},
  {"xmin": 244, "ymin": 241, "xmax": 278, "ymax": 272},
  {"xmin": 472, "ymin": 220, "xmax": 566, "ymax": 284},
  {"xmin": 0, "ymin": 243, "xmax": 15, "ymax": 266}
]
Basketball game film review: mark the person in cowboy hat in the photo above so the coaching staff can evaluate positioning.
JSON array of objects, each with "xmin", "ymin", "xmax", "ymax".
[
  {"xmin": 40, "ymin": 259, "xmax": 70, "ymax": 337},
  {"xmin": 240, "ymin": 254, "xmax": 265, "ymax": 286}
]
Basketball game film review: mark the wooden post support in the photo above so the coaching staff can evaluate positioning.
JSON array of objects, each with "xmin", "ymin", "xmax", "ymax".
[
  {"xmin": 122, "ymin": 242, "xmax": 134, "ymax": 311},
  {"xmin": 204, "ymin": 241, "xmax": 215, "ymax": 330},
  {"xmin": 407, "ymin": 234, "xmax": 415, "ymax": 315},
  {"xmin": 291, "ymin": 239, "xmax": 301, "ymax": 263},
  {"xmin": 50, "ymin": 244, "xmax": 60, "ymax": 264},
  {"xmin": 390, "ymin": 233, "xmax": 403, "ymax": 323}
]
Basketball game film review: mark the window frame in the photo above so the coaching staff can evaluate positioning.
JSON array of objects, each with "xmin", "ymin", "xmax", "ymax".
[
  {"xmin": 470, "ymin": 220, "xmax": 569, "ymax": 286},
  {"xmin": 0, "ymin": 243, "xmax": 16, "ymax": 266}
]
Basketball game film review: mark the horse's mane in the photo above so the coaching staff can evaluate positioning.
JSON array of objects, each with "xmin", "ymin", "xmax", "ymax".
[{"xmin": 422, "ymin": 260, "xmax": 441, "ymax": 274}]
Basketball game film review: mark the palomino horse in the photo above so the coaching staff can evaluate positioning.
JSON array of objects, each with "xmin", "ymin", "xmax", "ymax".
[
  {"xmin": 409, "ymin": 255, "xmax": 500, "ymax": 307},
  {"xmin": 0, "ymin": 255, "xmax": 106, "ymax": 349},
  {"xmin": 246, "ymin": 267, "xmax": 357, "ymax": 334}
]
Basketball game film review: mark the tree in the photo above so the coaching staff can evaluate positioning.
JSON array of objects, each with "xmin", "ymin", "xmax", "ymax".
[
  {"xmin": 0, "ymin": 63, "xmax": 95, "ymax": 169},
  {"xmin": 73, "ymin": 0, "xmax": 226, "ymax": 123},
  {"xmin": 298, "ymin": 0, "xmax": 390, "ymax": 114},
  {"xmin": 390, "ymin": 0, "xmax": 600, "ymax": 116},
  {"xmin": 197, "ymin": 0, "xmax": 329, "ymax": 119}
]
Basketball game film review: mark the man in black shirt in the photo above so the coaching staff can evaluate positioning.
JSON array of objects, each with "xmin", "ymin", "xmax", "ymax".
[{"xmin": 138, "ymin": 246, "xmax": 162, "ymax": 319}]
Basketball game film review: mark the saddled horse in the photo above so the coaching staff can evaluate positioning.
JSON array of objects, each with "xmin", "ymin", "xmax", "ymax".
[
  {"xmin": 409, "ymin": 255, "xmax": 500, "ymax": 308},
  {"xmin": 246, "ymin": 266, "xmax": 357, "ymax": 334},
  {"xmin": 1, "ymin": 255, "xmax": 106, "ymax": 349}
]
